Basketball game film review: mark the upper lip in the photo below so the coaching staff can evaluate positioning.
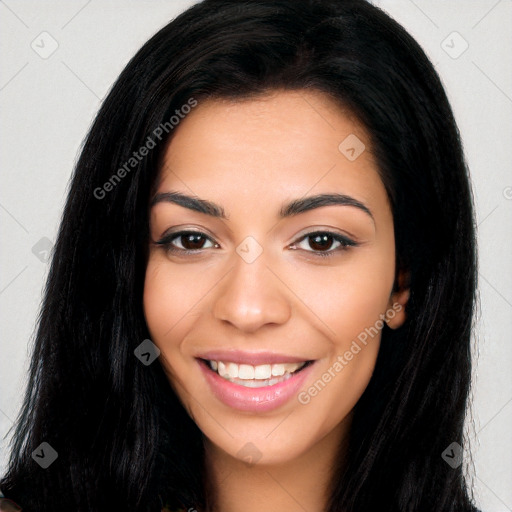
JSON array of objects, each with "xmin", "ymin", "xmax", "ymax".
[{"xmin": 196, "ymin": 350, "xmax": 312, "ymax": 365}]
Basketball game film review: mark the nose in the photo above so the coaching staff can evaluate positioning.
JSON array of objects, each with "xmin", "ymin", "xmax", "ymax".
[{"xmin": 212, "ymin": 251, "xmax": 292, "ymax": 333}]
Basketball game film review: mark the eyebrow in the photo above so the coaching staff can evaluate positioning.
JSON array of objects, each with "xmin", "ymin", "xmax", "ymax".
[{"xmin": 150, "ymin": 190, "xmax": 374, "ymax": 223}]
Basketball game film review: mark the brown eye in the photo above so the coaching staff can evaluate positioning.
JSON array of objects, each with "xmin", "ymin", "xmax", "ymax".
[
  {"xmin": 178, "ymin": 233, "xmax": 209, "ymax": 250},
  {"xmin": 307, "ymin": 233, "xmax": 336, "ymax": 251},
  {"xmin": 291, "ymin": 231, "xmax": 356, "ymax": 257},
  {"xmin": 155, "ymin": 231, "xmax": 218, "ymax": 254}
]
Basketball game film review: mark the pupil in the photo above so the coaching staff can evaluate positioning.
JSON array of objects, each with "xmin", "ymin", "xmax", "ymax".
[{"xmin": 309, "ymin": 234, "xmax": 333, "ymax": 251}]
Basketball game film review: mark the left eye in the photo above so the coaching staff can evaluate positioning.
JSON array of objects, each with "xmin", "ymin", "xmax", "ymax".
[{"xmin": 291, "ymin": 231, "xmax": 356, "ymax": 255}]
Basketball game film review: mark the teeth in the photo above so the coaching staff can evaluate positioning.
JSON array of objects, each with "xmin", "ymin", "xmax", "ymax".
[
  {"xmin": 231, "ymin": 373, "xmax": 294, "ymax": 388},
  {"xmin": 226, "ymin": 362, "xmax": 238, "ymax": 379},
  {"xmin": 238, "ymin": 364, "xmax": 254, "ymax": 379},
  {"xmin": 271, "ymin": 364, "xmax": 285, "ymax": 377},
  {"xmin": 254, "ymin": 364, "xmax": 271, "ymax": 379},
  {"xmin": 208, "ymin": 359, "xmax": 306, "ymax": 382}
]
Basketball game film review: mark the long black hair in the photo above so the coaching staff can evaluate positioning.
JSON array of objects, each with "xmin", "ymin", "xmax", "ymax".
[{"xmin": 1, "ymin": 0, "xmax": 480, "ymax": 510}]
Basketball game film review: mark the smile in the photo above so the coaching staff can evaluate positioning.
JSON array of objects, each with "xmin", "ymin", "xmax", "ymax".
[
  {"xmin": 196, "ymin": 355, "xmax": 316, "ymax": 412},
  {"xmin": 205, "ymin": 359, "xmax": 311, "ymax": 388}
]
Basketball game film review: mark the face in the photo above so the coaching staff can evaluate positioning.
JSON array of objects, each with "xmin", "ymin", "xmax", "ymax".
[{"xmin": 143, "ymin": 90, "xmax": 408, "ymax": 466}]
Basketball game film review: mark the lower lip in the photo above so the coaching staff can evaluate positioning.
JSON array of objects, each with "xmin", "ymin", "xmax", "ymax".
[{"xmin": 197, "ymin": 359, "xmax": 315, "ymax": 412}]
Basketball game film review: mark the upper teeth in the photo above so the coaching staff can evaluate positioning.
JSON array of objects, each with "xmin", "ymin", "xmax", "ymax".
[{"xmin": 209, "ymin": 360, "xmax": 306, "ymax": 380}]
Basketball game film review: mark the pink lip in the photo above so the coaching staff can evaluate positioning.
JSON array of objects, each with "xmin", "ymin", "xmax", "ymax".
[
  {"xmin": 196, "ymin": 350, "xmax": 309, "ymax": 365},
  {"xmin": 197, "ymin": 358, "xmax": 315, "ymax": 412}
]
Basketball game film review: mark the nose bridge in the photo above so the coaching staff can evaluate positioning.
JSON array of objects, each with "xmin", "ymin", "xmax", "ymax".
[{"xmin": 212, "ymin": 247, "xmax": 291, "ymax": 332}]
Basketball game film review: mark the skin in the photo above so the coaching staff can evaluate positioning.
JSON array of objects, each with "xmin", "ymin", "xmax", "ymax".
[{"xmin": 143, "ymin": 89, "xmax": 409, "ymax": 512}]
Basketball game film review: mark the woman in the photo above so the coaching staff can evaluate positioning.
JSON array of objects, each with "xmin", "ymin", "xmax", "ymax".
[{"xmin": 0, "ymin": 0, "xmax": 481, "ymax": 510}]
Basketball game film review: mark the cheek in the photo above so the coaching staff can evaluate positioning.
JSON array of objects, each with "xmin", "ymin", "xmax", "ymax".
[
  {"xmin": 143, "ymin": 257, "xmax": 207, "ymax": 358},
  {"xmin": 144, "ymin": 260, "xmax": 177, "ymax": 342},
  {"xmin": 289, "ymin": 269, "xmax": 392, "ymax": 439},
  {"xmin": 143, "ymin": 257, "xmax": 218, "ymax": 411},
  {"xmin": 282, "ymin": 252, "xmax": 395, "ymax": 346},
  {"xmin": 328, "ymin": 267, "xmax": 391, "ymax": 340},
  {"xmin": 282, "ymin": 250, "xmax": 394, "ymax": 415}
]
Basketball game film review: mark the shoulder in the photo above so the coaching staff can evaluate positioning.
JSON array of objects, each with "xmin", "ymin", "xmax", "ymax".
[
  {"xmin": 0, "ymin": 490, "xmax": 21, "ymax": 511},
  {"xmin": 0, "ymin": 498, "xmax": 22, "ymax": 511}
]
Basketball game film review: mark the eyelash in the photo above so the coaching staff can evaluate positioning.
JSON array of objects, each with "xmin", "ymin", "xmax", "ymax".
[{"xmin": 154, "ymin": 230, "xmax": 357, "ymax": 258}]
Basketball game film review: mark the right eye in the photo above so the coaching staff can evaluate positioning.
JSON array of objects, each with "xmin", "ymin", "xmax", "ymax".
[{"xmin": 155, "ymin": 230, "xmax": 219, "ymax": 254}]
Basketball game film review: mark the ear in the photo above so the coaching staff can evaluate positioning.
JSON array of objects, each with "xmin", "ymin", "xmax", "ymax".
[{"xmin": 385, "ymin": 269, "xmax": 410, "ymax": 330}]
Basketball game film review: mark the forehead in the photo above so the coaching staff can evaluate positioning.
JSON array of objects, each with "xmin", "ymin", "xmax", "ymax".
[{"xmin": 156, "ymin": 90, "xmax": 386, "ymax": 212}]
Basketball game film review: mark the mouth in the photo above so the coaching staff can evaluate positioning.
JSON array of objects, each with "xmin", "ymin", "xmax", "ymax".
[
  {"xmin": 196, "ymin": 354, "xmax": 316, "ymax": 412},
  {"xmin": 199, "ymin": 358, "xmax": 314, "ymax": 388}
]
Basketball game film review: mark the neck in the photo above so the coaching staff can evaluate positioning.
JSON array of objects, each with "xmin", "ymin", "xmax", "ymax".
[{"xmin": 202, "ymin": 417, "xmax": 351, "ymax": 512}]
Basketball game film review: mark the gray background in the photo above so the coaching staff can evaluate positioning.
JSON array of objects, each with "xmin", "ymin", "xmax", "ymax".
[{"xmin": 1, "ymin": 1, "xmax": 511, "ymax": 510}]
